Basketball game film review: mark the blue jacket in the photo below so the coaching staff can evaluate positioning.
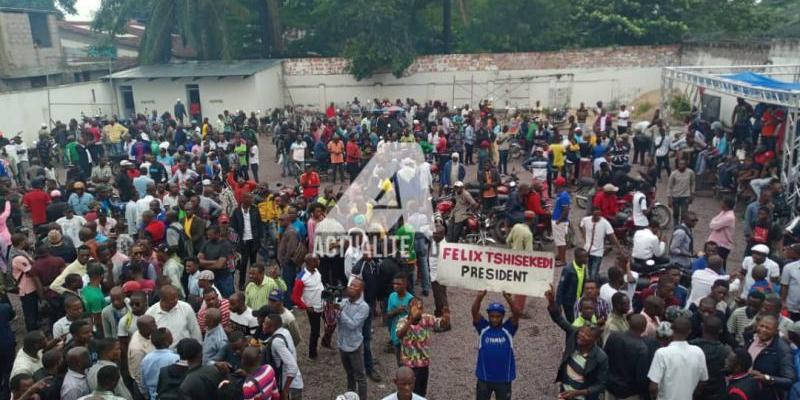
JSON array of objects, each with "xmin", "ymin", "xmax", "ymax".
[
  {"xmin": 556, "ymin": 260, "xmax": 585, "ymax": 311},
  {"xmin": 440, "ymin": 160, "xmax": 466, "ymax": 187},
  {"xmin": 744, "ymin": 333, "xmax": 795, "ymax": 400}
]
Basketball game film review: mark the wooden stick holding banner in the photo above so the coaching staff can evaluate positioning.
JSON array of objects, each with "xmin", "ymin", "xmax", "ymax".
[{"xmin": 436, "ymin": 242, "xmax": 555, "ymax": 297}]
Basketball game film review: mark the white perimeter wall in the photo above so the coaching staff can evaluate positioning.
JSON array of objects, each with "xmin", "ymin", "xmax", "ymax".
[
  {"xmin": 0, "ymin": 80, "xmax": 115, "ymax": 143},
  {"xmin": 284, "ymin": 66, "xmax": 664, "ymax": 112},
  {"xmin": 114, "ymin": 64, "xmax": 283, "ymax": 121}
]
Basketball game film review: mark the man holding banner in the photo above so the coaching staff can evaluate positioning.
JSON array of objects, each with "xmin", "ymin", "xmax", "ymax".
[{"xmin": 471, "ymin": 290, "xmax": 521, "ymax": 400}]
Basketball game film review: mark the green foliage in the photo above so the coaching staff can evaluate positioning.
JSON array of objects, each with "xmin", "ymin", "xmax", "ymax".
[
  {"xmin": 633, "ymin": 102, "xmax": 653, "ymax": 118},
  {"xmin": 671, "ymin": 94, "xmax": 691, "ymax": 117}
]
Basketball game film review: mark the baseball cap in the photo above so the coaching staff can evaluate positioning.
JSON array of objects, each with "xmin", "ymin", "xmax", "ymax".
[
  {"xmin": 751, "ymin": 244, "xmax": 770, "ymax": 255},
  {"xmin": 120, "ymin": 160, "xmax": 133, "ymax": 167},
  {"xmin": 268, "ymin": 289, "xmax": 283, "ymax": 302},
  {"xmin": 453, "ymin": 181, "xmax": 464, "ymax": 188},
  {"xmin": 198, "ymin": 270, "xmax": 215, "ymax": 280},
  {"xmin": 553, "ymin": 176, "xmax": 567, "ymax": 186},
  {"xmin": 602, "ymin": 184, "xmax": 619, "ymax": 192},
  {"xmin": 451, "ymin": 152, "xmax": 460, "ymax": 159},
  {"xmin": 122, "ymin": 280, "xmax": 142, "ymax": 295},
  {"xmin": 486, "ymin": 303, "xmax": 506, "ymax": 314},
  {"xmin": 49, "ymin": 190, "xmax": 61, "ymax": 198}
]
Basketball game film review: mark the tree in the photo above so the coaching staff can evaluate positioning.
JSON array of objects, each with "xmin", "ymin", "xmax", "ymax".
[{"xmin": 570, "ymin": 0, "xmax": 692, "ymax": 47}]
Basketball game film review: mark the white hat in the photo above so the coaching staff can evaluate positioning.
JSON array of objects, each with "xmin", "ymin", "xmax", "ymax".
[
  {"xmin": 202, "ymin": 179, "xmax": 212, "ymax": 186},
  {"xmin": 451, "ymin": 152, "xmax": 460, "ymax": 159},
  {"xmin": 41, "ymin": 123, "xmax": 47, "ymax": 128},
  {"xmin": 602, "ymin": 184, "xmax": 619, "ymax": 192},
  {"xmin": 120, "ymin": 160, "xmax": 133, "ymax": 167},
  {"xmin": 454, "ymin": 181, "xmax": 464, "ymax": 187},
  {"xmin": 159, "ymin": 142, "xmax": 169, "ymax": 150},
  {"xmin": 49, "ymin": 190, "xmax": 61, "ymax": 197},
  {"xmin": 198, "ymin": 270, "xmax": 215, "ymax": 280},
  {"xmin": 751, "ymin": 244, "xmax": 770, "ymax": 254},
  {"xmin": 140, "ymin": 133, "xmax": 150, "ymax": 141},
  {"xmin": 413, "ymin": 119, "xmax": 419, "ymax": 124}
]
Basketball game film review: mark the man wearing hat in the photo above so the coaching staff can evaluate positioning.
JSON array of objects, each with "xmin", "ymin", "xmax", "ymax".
[
  {"xmin": 471, "ymin": 290, "xmax": 521, "ymax": 400},
  {"xmin": 196, "ymin": 270, "xmax": 222, "ymax": 299},
  {"xmin": 447, "ymin": 181, "xmax": 478, "ymax": 243},
  {"xmin": 552, "ymin": 176, "xmax": 571, "ymax": 267},
  {"xmin": 740, "ymin": 244, "xmax": 780, "ymax": 300},
  {"xmin": 592, "ymin": 183, "xmax": 619, "ymax": 222},
  {"xmin": 440, "ymin": 152, "xmax": 465, "ymax": 194}
]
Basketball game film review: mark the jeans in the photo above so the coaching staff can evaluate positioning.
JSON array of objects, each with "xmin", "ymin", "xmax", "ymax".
[
  {"xmin": 340, "ymin": 345, "xmax": 367, "ymax": 400},
  {"xmin": 414, "ymin": 237, "xmax": 431, "ymax": 293},
  {"xmin": 347, "ymin": 162, "xmax": 360, "ymax": 182},
  {"xmin": 331, "ymin": 163, "xmax": 345, "ymax": 183},
  {"xmin": 476, "ymin": 380, "xmax": 512, "ymax": 400},
  {"xmin": 499, "ymin": 150, "xmax": 509, "ymax": 175},
  {"xmin": 307, "ymin": 309, "xmax": 321, "ymax": 358},
  {"xmin": 588, "ymin": 255, "xmax": 602, "ymax": 280},
  {"xmin": 282, "ymin": 262, "xmax": 297, "ymax": 308},
  {"xmin": 238, "ymin": 239, "xmax": 259, "ymax": 290},
  {"xmin": 672, "ymin": 196, "xmax": 689, "ymax": 224},
  {"xmin": 215, "ymin": 273, "xmax": 234, "ymax": 298},
  {"xmin": 362, "ymin": 306, "xmax": 375, "ymax": 372},
  {"xmin": 20, "ymin": 293, "xmax": 39, "ymax": 332},
  {"xmin": 655, "ymin": 156, "xmax": 671, "ymax": 180},
  {"xmin": 448, "ymin": 220, "xmax": 466, "ymax": 243},
  {"xmin": 465, "ymin": 143, "xmax": 474, "ymax": 164},
  {"xmin": 250, "ymin": 164, "xmax": 259, "ymax": 182}
]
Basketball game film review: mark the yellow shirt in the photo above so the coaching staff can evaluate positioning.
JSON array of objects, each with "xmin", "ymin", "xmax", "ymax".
[
  {"xmin": 108, "ymin": 124, "xmax": 128, "ymax": 143},
  {"xmin": 550, "ymin": 143, "xmax": 566, "ymax": 167},
  {"xmin": 184, "ymin": 216, "xmax": 194, "ymax": 237},
  {"xmin": 258, "ymin": 196, "xmax": 289, "ymax": 223}
]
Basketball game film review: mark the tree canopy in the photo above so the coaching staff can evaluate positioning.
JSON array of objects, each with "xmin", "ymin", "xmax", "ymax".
[{"xmin": 90, "ymin": 0, "xmax": 799, "ymax": 78}]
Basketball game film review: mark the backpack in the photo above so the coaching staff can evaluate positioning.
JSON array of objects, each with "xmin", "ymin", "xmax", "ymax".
[
  {"xmin": 167, "ymin": 225, "xmax": 191, "ymax": 259},
  {"xmin": 261, "ymin": 333, "xmax": 290, "ymax": 391}
]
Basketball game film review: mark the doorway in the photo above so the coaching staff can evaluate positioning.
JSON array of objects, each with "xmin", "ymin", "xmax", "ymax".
[
  {"xmin": 120, "ymin": 85, "xmax": 135, "ymax": 118},
  {"xmin": 186, "ymin": 84, "xmax": 202, "ymax": 123}
]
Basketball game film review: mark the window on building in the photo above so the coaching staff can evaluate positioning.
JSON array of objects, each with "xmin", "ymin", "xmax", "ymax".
[
  {"xmin": 30, "ymin": 76, "xmax": 47, "ymax": 88},
  {"xmin": 28, "ymin": 13, "xmax": 52, "ymax": 48}
]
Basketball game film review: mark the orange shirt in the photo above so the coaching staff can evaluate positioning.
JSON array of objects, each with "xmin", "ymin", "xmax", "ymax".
[{"xmin": 328, "ymin": 140, "xmax": 345, "ymax": 164}]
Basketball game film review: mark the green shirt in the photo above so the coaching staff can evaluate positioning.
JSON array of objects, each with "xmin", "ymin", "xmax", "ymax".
[
  {"xmin": 244, "ymin": 276, "xmax": 287, "ymax": 311},
  {"xmin": 81, "ymin": 285, "xmax": 107, "ymax": 314},
  {"xmin": 396, "ymin": 223, "xmax": 416, "ymax": 262},
  {"xmin": 574, "ymin": 261, "xmax": 586, "ymax": 300},
  {"xmin": 235, "ymin": 144, "xmax": 248, "ymax": 166},
  {"xmin": 66, "ymin": 141, "xmax": 79, "ymax": 164}
]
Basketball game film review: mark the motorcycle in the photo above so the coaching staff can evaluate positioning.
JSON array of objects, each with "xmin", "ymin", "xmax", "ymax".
[
  {"xmin": 574, "ymin": 177, "xmax": 596, "ymax": 210},
  {"xmin": 463, "ymin": 210, "xmax": 498, "ymax": 246},
  {"xmin": 575, "ymin": 183, "xmax": 672, "ymax": 229},
  {"xmin": 548, "ymin": 108, "xmax": 568, "ymax": 126}
]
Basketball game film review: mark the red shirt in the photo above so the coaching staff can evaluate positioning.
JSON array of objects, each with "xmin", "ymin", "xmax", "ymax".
[
  {"xmin": 233, "ymin": 181, "xmax": 257, "ymax": 205},
  {"xmin": 326, "ymin": 106, "xmax": 336, "ymax": 119},
  {"xmin": 754, "ymin": 150, "xmax": 775, "ymax": 166},
  {"xmin": 346, "ymin": 141, "xmax": 361, "ymax": 163},
  {"xmin": 144, "ymin": 220, "xmax": 166, "ymax": 243},
  {"xmin": 300, "ymin": 172, "xmax": 320, "ymax": 200},
  {"xmin": 592, "ymin": 191, "xmax": 619, "ymax": 220},
  {"xmin": 436, "ymin": 136, "xmax": 448, "ymax": 154},
  {"xmin": 22, "ymin": 189, "xmax": 51, "ymax": 225},
  {"xmin": 526, "ymin": 191, "xmax": 547, "ymax": 216}
]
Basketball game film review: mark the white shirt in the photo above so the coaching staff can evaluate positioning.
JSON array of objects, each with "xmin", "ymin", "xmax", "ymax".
[
  {"xmin": 632, "ymin": 191, "xmax": 648, "ymax": 227},
  {"xmin": 229, "ymin": 307, "xmax": 260, "ymax": 335},
  {"xmin": 631, "ymin": 229, "xmax": 665, "ymax": 260},
  {"xmin": 599, "ymin": 272, "xmax": 638, "ymax": 311},
  {"xmin": 242, "ymin": 208, "xmax": 253, "ymax": 241},
  {"xmin": 57, "ymin": 216, "xmax": 87, "ymax": 248},
  {"xmin": 382, "ymin": 393, "xmax": 427, "ymax": 400},
  {"xmin": 291, "ymin": 141, "xmax": 307, "ymax": 162},
  {"xmin": 580, "ymin": 216, "xmax": 613, "ymax": 257},
  {"xmin": 593, "ymin": 157, "xmax": 606, "ymax": 173},
  {"xmin": 10, "ymin": 349, "xmax": 42, "ymax": 379},
  {"xmin": 52, "ymin": 316, "xmax": 74, "ymax": 341},
  {"xmin": 617, "ymin": 110, "xmax": 630, "ymax": 127},
  {"xmin": 136, "ymin": 195, "xmax": 161, "ymax": 221},
  {"xmin": 655, "ymin": 135, "xmax": 672, "ymax": 157},
  {"xmin": 740, "ymin": 256, "xmax": 780, "ymax": 299},
  {"xmin": 430, "ymin": 240, "xmax": 442, "ymax": 282},
  {"xmin": 343, "ymin": 245, "xmax": 363, "ymax": 281},
  {"xmin": 781, "ymin": 260, "xmax": 800, "ymax": 312},
  {"xmin": 299, "ymin": 268, "xmax": 324, "ymax": 312},
  {"xmin": 145, "ymin": 300, "xmax": 202, "ymax": 348},
  {"xmin": 249, "ymin": 145, "xmax": 259, "ymax": 165},
  {"xmin": 647, "ymin": 341, "xmax": 708, "ymax": 400},
  {"xmin": 687, "ymin": 268, "xmax": 730, "ymax": 308}
]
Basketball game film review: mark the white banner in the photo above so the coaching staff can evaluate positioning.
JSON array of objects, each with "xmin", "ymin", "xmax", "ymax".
[{"xmin": 436, "ymin": 242, "xmax": 555, "ymax": 297}]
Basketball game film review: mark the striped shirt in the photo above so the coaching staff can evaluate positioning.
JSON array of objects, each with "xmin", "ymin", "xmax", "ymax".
[
  {"xmin": 727, "ymin": 306, "xmax": 758, "ymax": 347},
  {"xmin": 197, "ymin": 299, "xmax": 231, "ymax": 334},
  {"xmin": 242, "ymin": 365, "xmax": 280, "ymax": 400}
]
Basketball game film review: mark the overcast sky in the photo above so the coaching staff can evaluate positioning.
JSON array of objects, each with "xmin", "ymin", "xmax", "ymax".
[{"xmin": 66, "ymin": 0, "xmax": 101, "ymax": 21}]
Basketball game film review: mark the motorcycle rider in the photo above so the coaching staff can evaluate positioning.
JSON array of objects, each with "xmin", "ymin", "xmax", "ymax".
[
  {"xmin": 631, "ymin": 220, "xmax": 669, "ymax": 271},
  {"xmin": 592, "ymin": 184, "xmax": 619, "ymax": 222},
  {"xmin": 446, "ymin": 181, "xmax": 478, "ymax": 243}
]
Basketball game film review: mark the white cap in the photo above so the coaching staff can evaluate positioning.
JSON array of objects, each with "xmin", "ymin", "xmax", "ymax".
[
  {"xmin": 176, "ymin": 98, "xmax": 181, "ymax": 102},
  {"xmin": 202, "ymin": 179, "xmax": 212, "ymax": 186},
  {"xmin": 41, "ymin": 123, "xmax": 47, "ymax": 128},
  {"xmin": 451, "ymin": 152, "xmax": 460, "ymax": 159},
  {"xmin": 120, "ymin": 160, "xmax": 133, "ymax": 167},
  {"xmin": 159, "ymin": 142, "xmax": 169, "ymax": 150},
  {"xmin": 454, "ymin": 181, "xmax": 464, "ymax": 187},
  {"xmin": 140, "ymin": 133, "xmax": 150, "ymax": 141},
  {"xmin": 751, "ymin": 244, "xmax": 770, "ymax": 254}
]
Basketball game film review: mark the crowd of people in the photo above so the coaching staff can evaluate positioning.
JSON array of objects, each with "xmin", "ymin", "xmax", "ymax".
[{"xmin": 0, "ymin": 92, "xmax": 795, "ymax": 400}]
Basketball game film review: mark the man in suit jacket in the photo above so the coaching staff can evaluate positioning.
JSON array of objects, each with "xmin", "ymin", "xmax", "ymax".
[
  {"xmin": 439, "ymin": 152, "xmax": 466, "ymax": 191},
  {"xmin": 184, "ymin": 204, "xmax": 206, "ymax": 254},
  {"xmin": 556, "ymin": 248, "xmax": 590, "ymax": 322},
  {"xmin": 231, "ymin": 192, "xmax": 262, "ymax": 291}
]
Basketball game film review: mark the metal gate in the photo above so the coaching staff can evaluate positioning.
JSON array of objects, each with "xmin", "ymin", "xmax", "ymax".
[{"xmin": 452, "ymin": 73, "xmax": 574, "ymax": 109}]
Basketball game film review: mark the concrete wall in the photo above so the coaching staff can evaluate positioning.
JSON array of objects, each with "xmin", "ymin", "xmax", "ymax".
[
  {"xmin": 0, "ymin": 11, "xmax": 63, "ymax": 78},
  {"xmin": 0, "ymin": 80, "xmax": 115, "ymax": 143},
  {"xmin": 283, "ymin": 43, "xmax": 778, "ymax": 111},
  {"xmin": 113, "ymin": 64, "xmax": 284, "ymax": 120}
]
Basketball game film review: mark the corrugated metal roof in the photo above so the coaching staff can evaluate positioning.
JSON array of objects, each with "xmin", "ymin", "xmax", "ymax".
[{"xmin": 106, "ymin": 59, "xmax": 280, "ymax": 79}]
